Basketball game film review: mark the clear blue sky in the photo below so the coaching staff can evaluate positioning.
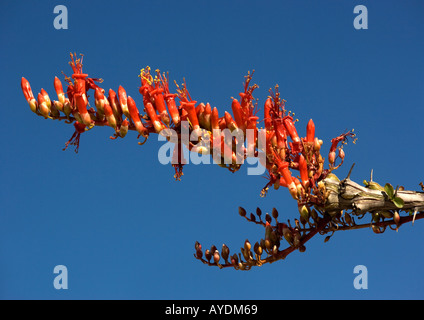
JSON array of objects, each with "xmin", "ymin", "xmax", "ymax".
[{"xmin": 1, "ymin": 0, "xmax": 423, "ymax": 299}]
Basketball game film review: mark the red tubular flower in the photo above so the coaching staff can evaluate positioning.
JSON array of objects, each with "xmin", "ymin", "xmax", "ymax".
[
  {"xmin": 246, "ymin": 116, "xmax": 258, "ymax": 155},
  {"xmin": 145, "ymin": 101, "xmax": 165, "ymax": 133},
  {"xmin": 119, "ymin": 118, "xmax": 129, "ymax": 138},
  {"xmin": 118, "ymin": 86, "xmax": 130, "ymax": 118},
  {"xmin": 102, "ymin": 96, "xmax": 116, "ymax": 129},
  {"xmin": 75, "ymin": 93, "xmax": 92, "ymax": 126},
  {"xmin": 151, "ymin": 87, "xmax": 170, "ymax": 126},
  {"xmin": 54, "ymin": 76, "xmax": 65, "ymax": 105},
  {"xmin": 298, "ymin": 154, "xmax": 309, "ymax": 186},
  {"xmin": 108, "ymin": 89, "xmax": 122, "ymax": 122},
  {"xmin": 306, "ymin": 119, "xmax": 315, "ymax": 143},
  {"xmin": 283, "ymin": 116, "xmax": 302, "ymax": 153},
  {"xmin": 264, "ymin": 98, "xmax": 272, "ymax": 131},
  {"xmin": 181, "ymin": 101, "xmax": 199, "ymax": 131},
  {"xmin": 127, "ymin": 96, "xmax": 148, "ymax": 137},
  {"xmin": 94, "ymin": 87, "xmax": 105, "ymax": 118},
  {"xmin": 21, "ymin": 77, "xmax": 37, "ymax": 113},
  {"xmin": 211, "ymin": 107, "xmax": 220, "ymax": 131},
  {"xmin": 164, "ymin": 93, "xmax": 180, "ymax": 126},
  {"xmin": 40, "ymin": 88, "xmax": 51, "ymax": 109},
  {"xmin": 231, "ymin": 99, "xmax": 245, "ymax": 130},
  {"xmin": 274, "ymin": 121, "xmax": 287, "ymax": 149},
  {"xmin": 203, "ymin": 103, "xmax": 212, "ymax": 131},
  {"xmin": 224, "ymin": 111, "xmax": 238, "ymax": 132},
  {"xmin": 37, "ymin": 92, "xmax": 50, "ymax": 118}
]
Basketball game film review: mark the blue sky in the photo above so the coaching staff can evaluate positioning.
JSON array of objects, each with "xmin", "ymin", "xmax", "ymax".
[{"xmin": 1, "ymin": 0, "xmax": 423, "ymax": 299}]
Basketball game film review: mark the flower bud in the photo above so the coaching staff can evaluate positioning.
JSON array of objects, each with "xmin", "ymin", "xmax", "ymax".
[
  {"xmin": 40, "ymin": 88, "xmax": 52, "ymax": 109},
  {"xmin": 299, "ymin": 205, "xmax": 309, "ymax": 222},
  {"xmin": 119, "ymin": 119, "xmax": 129, "ymax": 138},
  {"xmin": 313, "ymin": 137, "xmax": 321, "ymax": 152},
  {"xmin": 238, "ymin": 206, "xmax": 246, "ymax": 217},
  {"xmin": 37, "ymin": 92, "xmax": 50, "ymax": 118}
]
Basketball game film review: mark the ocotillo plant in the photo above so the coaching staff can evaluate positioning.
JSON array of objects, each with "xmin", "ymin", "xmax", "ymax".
[{"xmin": 21, "ymin": 53, "xmax": 424, "ymax": 270}]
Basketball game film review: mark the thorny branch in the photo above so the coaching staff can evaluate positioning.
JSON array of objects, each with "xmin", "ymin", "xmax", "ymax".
[{"xmin": 21, "ymin": 53, "xmax": 424, "ymax": 270}]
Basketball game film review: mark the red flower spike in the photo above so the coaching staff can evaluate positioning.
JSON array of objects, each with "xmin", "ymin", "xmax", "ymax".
[
  {"xmin": 127, "ymin": 96, "xmax": 148, "ymax": 137},
  {"xmin": 306, "ymin": 119, "xmax": 315, "ymax": 143}
]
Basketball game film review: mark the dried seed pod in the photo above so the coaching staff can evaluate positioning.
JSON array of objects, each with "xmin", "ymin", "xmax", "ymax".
[
  {"xmin": 293, "ymin": 232, "xmax": 301, "ymax": 247},
  {"xmin": 253, "ymin": 242, "xmax": 263, "ymax": 256},
  {"xmin": 272, "ymin": 207, "xmax": 279, "ymax": 219},
  {"xmin": 393, "ymin": 211, "xmax": 401, "ymax": 226},
  {"xmin": 265, "ymin": 213, "xmax": 272, "ymax": 224},
  {"xmin": 194, "ymin": 241, "xmax": 201, "ymax": 251},
  {"xmin": 298, "ymin": 245, "xmax": 306, "ymax": 253},
  {"xmin": 213, "ymin": 250, "xmax": 220, "ymax": 263},
  {"xmin": 244, "ymin": 240, "xmax": 251, "ymax": 252},
  {"xmin": 231, "ymin": 253, "xmax": 239, "ymax": 266},
  {"xmin": 238, "ymin": 206, "xmax": 246, "ymax": 217},
  {"xmin": 196, "ymin": 248, "xmax": 203, "ymax": 259},
  {"xmin": 210, "ymin": 245, "xmax": 217, "ymax": 255},
  {"xmin": 249, "ymin": 213, "xmax": 256, "ymax": 222},
  {"xmin": 256, "ymin": 207, "xmax": 262, "ymax": 218},
  {"xmin": 345, "ymin": 212, "xmax": 352, "ymax": 225},
  {"xmin": 221, "ymin": 244, "xmax": 230, "ymax": 262},
  {"xmin": 205, "ymin": 249, "xmax": 212, "ymax": 262}
]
